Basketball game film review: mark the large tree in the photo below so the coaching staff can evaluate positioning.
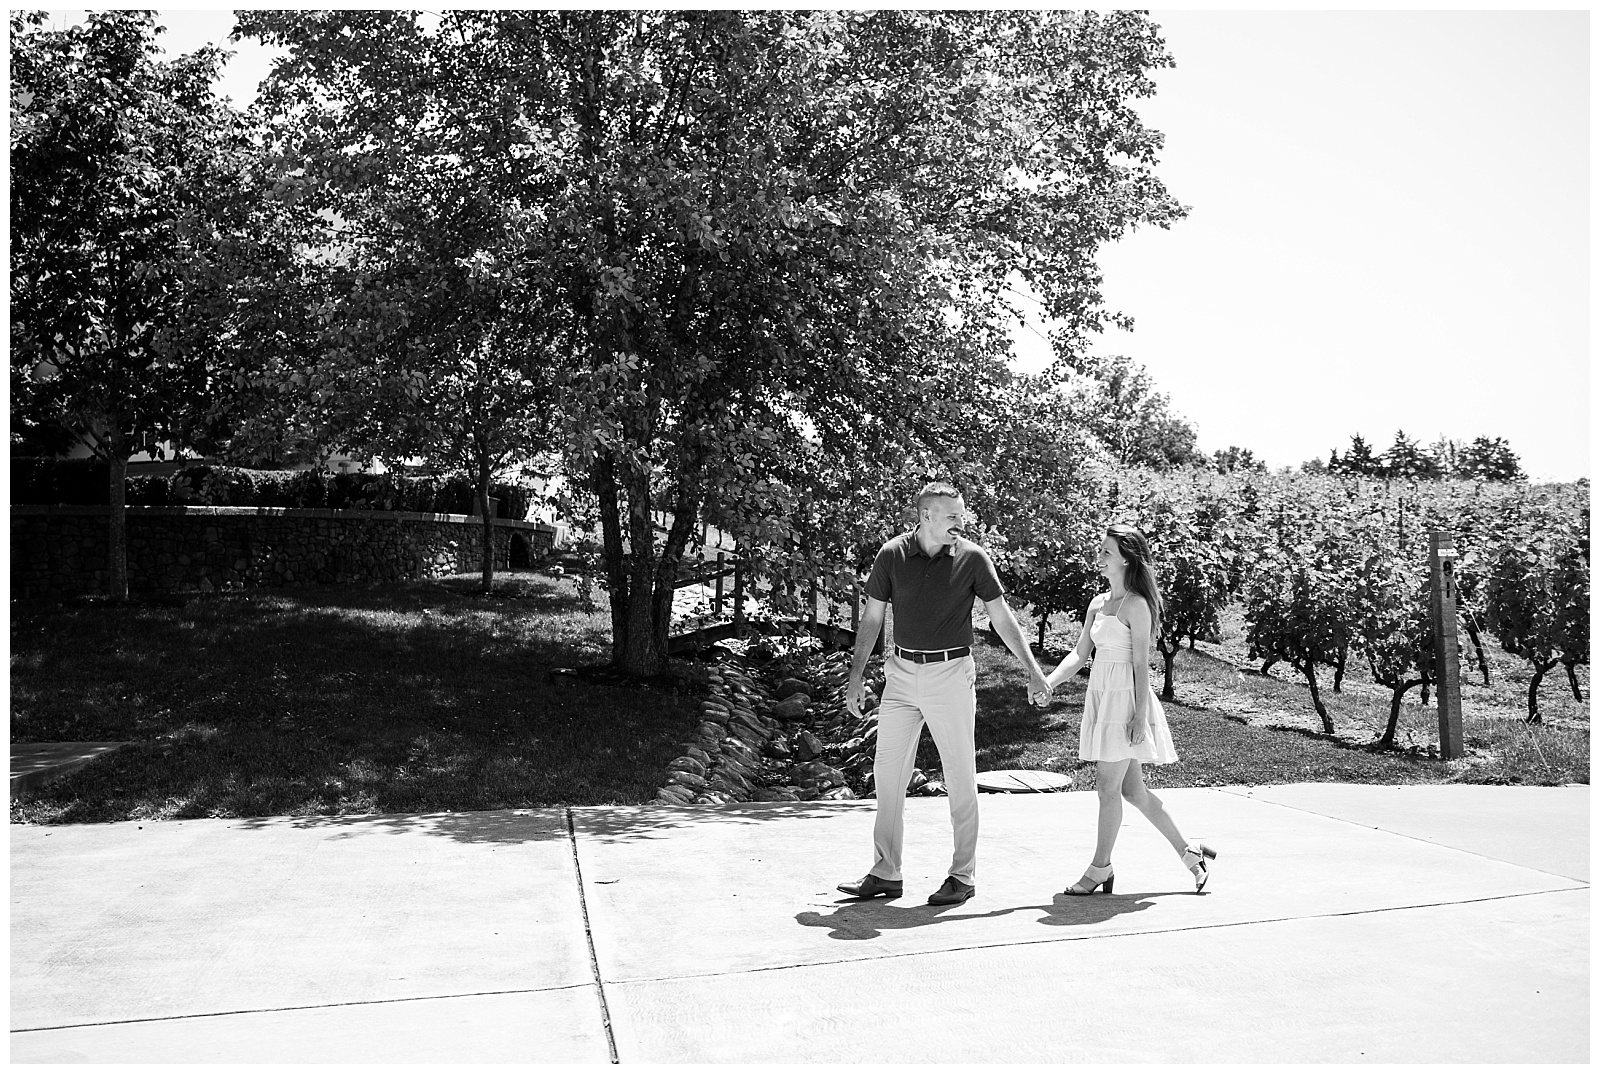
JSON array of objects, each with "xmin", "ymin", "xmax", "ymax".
[
  {"xmin": 240, "ymin": 11, "xmax": 1185, "ymax": 675},
  {"xmin": 231, "ymin": 11, "xmax": 568, "ymax": 591},
  {"xmin": 10, "ymin": 10, "xmax": 267, "ymax": 600},
  {"xmin": 1070, "ymin": 353, "xmax": 1204, "ymax": 470}
]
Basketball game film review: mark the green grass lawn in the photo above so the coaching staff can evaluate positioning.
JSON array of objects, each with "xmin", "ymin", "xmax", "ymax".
[
  {"xmin": 952, "ymin": 605, "xmax": 1589, "ymax": 790},
  {"xmin": 12, "ymin": 574, "xmax": 1586, "ymax": 824},
  {"xmin": 10, "ymin": 571, "xmax": 706, "ymax": 823}
]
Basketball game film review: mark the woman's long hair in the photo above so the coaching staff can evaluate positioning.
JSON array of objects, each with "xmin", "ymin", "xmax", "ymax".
[{"xmin": 1107, "ymin": 523, "xmax": 1164, "ymax": 639}]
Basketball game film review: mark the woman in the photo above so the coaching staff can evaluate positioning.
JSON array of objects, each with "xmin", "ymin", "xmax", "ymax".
[{"xmin": 1041, "ymin": 524, "xmax": 1217, "ymax": 894}]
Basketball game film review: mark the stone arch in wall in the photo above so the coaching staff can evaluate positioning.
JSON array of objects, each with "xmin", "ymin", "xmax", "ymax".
[{"xmin": 509, "ymin": 532, "xmax": 532, "ymax": 569}]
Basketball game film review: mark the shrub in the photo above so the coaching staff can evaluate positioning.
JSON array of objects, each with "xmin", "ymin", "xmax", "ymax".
[
  {"xmin": 11, "ymin": 457, "xmax": 111, "ymax": 505},
  {"xmin": 9, "ymin": 458, "xmax": 544, "ymax": 520}
]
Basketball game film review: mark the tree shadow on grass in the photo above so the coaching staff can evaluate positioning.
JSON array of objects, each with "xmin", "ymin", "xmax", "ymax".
[
  {"xmin": 8, "ymin": 572, "xmax": 709, "ymax": 824},
  {"xmin": 797, "ymin": 889, "xmax": 1170, "ymax": 941}
]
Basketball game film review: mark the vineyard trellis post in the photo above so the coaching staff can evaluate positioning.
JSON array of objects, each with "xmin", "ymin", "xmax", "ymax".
[{"xmin": 1430, "ymin": 529, "xmax": 1465, "ymax": 760}]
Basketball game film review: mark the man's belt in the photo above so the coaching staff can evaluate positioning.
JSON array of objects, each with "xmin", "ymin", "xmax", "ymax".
[{"xmin": 894, "ymin": 646, "xmax": 972, "ymax": 664}]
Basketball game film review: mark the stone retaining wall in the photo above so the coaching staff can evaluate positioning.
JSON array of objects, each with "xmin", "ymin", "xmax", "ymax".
[
  {"xmin": 10, "ymin": 506, "xmax": 555, "ymax": 601},
  {"xmin": 653, "ymin": 648, "xmax": 949, "ymax": 806}
]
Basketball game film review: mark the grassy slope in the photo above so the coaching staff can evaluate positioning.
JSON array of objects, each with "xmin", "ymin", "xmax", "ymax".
[
  {"xmin": 948, "ymin": 605, "xmax": 1589, "ymax": 789},
  {"xmin": 12, "ymin": 573, "xmax": 1586, "ymax": 824},
  {"xmin": 10, "ymin": 572, "xmax": 705, "ymax": 823}
]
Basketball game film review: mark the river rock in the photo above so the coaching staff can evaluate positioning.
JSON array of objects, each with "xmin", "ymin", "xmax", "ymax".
[
  {"xmin": 684, "ymin": 745, "xmax": 712, "ymax": 765},
  {"xmin": 817, "ymin": 785, "xmax": 856, "ymax": 801},
  {"xmin": 654, "ymin": 785, "xmax": 695, "ymax": 804},
  {"xmin": 797, "ymin": 761, "xmax": 846, "ymax": 788},
  {"xmin": 776, "ymin": 677, "xmax": 811, "ymax": 700},
  {"xmin": 667, "ymin": 756, "xmax": 707, "ymax": 777},
  {"xmin": 773, "ymin": 696, "xmax": 808, "ymax": 720},
  {"xmin": 669, "ymin": 770, "xmax": 708, "ymax": 790},
  {"xmin": 906, "ymin": 768, "xmax": 928, "ymax": 794},
  {"xmin": 794, "ymin": 730, "xmax": 824, "ymax": 762}
]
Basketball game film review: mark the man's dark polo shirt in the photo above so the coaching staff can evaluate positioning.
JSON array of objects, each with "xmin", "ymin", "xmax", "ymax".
[{"xmin": 865, "ymin": 531, "xmax": 1004, "ymax": 651}]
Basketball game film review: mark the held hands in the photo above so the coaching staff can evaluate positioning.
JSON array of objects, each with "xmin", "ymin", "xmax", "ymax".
[{"xmin": 1028, "ymin": 669, "xmax": 1054, "ymax": 708}]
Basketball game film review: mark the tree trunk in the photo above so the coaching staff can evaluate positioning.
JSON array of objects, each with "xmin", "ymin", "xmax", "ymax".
[
  {"xmin": 1036, "ymin": 610, "xmax": 1048, "ymax": 651},
  {"xmin": 1158, "ymin": 637, "xmax": 1177, "ymax": 702},
  {"xmin": 1378, "ymin": 679, "xmax": 1424, "ymax": 748},
  {"xmin": 1332, "ymin": 646, "xmax": 1348, "ymax": 692},
  {"xmin": 592, "ymin": 453, "xmax": 633, "ymax": 669},
  {"xmin": 647, "ymin": 483, "xmax": 701, "ymax": 670},
  {"xmin": 107, "ymin": 448, "xmax": 130, "ymax": 602},
  {"xmin": 1302, "ymin": 662, "xmax": 1332, "ymax": 734},
  {"xmin": 619, "ymin": 463, "xmax": 660, "ymax": 677},
  {"xmin": 1526, "ymin": 660, "xmax": 1557, "ymax": 724},
  {"xmin": 1564, "ymin": 661, "xmax": 1584, "ymax": 702},
  {"xmin": 1260, "ymin": 657, "xmax": 1278, "ymax": 677},
  {"xmin": 475, "ymin": 447, "xmax": 494, "ymax": 594},
  {"xmin": 1464, "ymin": 617, "xmax": 1491, "ymax": 685}
]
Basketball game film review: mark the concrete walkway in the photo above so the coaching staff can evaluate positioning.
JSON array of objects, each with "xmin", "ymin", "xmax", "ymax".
[{"xmin": 10, "ymin": 784, "xmax": 1589, "ymax": 1063}]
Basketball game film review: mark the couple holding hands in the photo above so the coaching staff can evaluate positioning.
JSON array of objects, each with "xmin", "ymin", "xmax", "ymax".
[{"xmin": 838, "ymin": 481, "xmax": 1217, "ymax": 907}]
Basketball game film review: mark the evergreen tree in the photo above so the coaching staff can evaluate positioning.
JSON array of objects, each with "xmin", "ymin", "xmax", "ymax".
[{"xmin": 1458, "ymin": 437, "xmax": 1524, "ymax": 482}]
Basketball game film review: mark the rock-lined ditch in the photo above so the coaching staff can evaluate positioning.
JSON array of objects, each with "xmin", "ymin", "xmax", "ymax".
[{"xmin": 652, "ymin": 646, "xmax": 950, "ymax": 805}]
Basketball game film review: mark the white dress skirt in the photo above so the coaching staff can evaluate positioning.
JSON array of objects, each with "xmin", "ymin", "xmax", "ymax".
[{"xmin": 1079, "ymin": 611, "xmax": 1180, "ymax": 765}]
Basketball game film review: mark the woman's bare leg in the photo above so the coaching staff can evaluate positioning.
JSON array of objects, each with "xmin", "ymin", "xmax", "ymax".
[
  {"xmin": 1120, "ymin": 761, "xmax": 1189, "ymax": 855},
  {"xmin": 1091, "ymin": 759, "xmax": 1133, "ymax": 866}
]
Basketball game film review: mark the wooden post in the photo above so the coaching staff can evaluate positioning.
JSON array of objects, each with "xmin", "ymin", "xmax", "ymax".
[
  {"xmin": 714, "ymin": 551, "xmax": 725, "ymax": 617},
  {"xmin": 1430, "ymin": 529, "xmax": 1465, "ymax": 760},
  {"xmin": 732, "ymin": 559, "xmax": 745, "ymax": 629}
]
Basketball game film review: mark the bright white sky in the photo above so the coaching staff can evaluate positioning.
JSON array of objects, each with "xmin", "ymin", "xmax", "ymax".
[
  {"xmin": 51, "ymin": 9, "xmax": 1592, "ymax": 482},
  {"xmin": 1009, "ymin": 10, "xmax": 1590, "ymax": 483}
]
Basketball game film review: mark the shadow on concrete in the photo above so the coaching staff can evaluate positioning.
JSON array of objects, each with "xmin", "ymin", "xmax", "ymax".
[
  {"xmin": 573, "ymin": 801, "xmax": 868, "ymax": 844},
  {"xmin": 226, "ymin": 808, "xmax": 572, "ymax": 844},
  {"xmin": 797, "ymin": 889, "xmax": 1178, "ymax": 940},
  {"xmin": 214, "ymin": 801, "xmax": 870, "ymax": 847}
]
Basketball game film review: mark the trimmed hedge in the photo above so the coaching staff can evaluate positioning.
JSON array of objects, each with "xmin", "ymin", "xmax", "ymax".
[{"xmin": 10, "ymin": 459, "xmax": 535, "ymax": 520}]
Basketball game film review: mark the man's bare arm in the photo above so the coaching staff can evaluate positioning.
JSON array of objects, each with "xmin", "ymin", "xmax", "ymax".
[{"xmin": 846, "ymin": 596, "xmax": 888, "ymax": 718}]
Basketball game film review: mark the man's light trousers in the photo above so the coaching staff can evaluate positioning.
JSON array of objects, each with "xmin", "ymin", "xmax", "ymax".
[{"xmin": 870, "ymin": 652, "xmax": 980, "ymax": 886}]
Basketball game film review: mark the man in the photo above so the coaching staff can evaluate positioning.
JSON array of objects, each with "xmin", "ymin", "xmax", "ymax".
[{"xmin": 839, "ymin": 481, "xmax": 1053, "ymax": 906}]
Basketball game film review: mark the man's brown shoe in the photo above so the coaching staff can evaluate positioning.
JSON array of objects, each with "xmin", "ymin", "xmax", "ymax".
[
  {"xmin": 927, "ymin": 876, "xmax": 975, "ymax": 905},
  {"xmin": 837, "ymin": 874, "xmax": 903, "ymax": 899}
]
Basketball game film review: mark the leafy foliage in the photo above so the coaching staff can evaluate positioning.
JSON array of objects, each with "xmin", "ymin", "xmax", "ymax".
[
  {"xmin": 9, "ymin": 10, "xmax": 272, "ymax": 598},
  {"xmin": 1070, "ymin": 353, "xmax": 1204, "ymax": 470},
  {"xmin": 1482, "ymin": 524, "xmax": 1590, "ymax": 721},
  {"xmin": 1352, "ymin": 553, "xmax": 1436, "ymax": 746},
  {"xmin": 236, "ymin": 10, "xmax": 1187, "ymax": 674}
]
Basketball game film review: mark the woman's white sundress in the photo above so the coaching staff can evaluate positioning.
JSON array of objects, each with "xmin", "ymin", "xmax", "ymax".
[{"xmin": 1079, "ymin": 609, "xmax": 1180, "ymax": 765}]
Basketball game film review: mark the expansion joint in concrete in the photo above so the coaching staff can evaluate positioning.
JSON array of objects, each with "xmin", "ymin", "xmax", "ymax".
[
  {"xmin": 9, "ymin": 983, "xmax": 594, "ymax": 1035},
  {"xmin": 567, "ymin": 807, "xmax": 621, "ymax": 1064}
]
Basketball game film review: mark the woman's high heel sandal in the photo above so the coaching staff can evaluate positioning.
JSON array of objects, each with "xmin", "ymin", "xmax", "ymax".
[
  {"xmin": 1063, "ymin": 862, "xmax": 1114, "ymax": 896},
  {"xmin": 1181, "ymin": 843, "xmax": 1218, "ymax": 892}
]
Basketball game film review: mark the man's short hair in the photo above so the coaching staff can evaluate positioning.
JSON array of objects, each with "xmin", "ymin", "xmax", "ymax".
[{"xmin": 916, "ymin": 481, "xmax": 963, "ymax": 512}]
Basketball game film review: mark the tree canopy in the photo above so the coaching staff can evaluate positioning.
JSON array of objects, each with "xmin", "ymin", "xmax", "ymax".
[
  {"xmin": 237, "ymin": 10, "xmax": 1187, "ymax": 673},
  {"xmin": 9, "ymin": 9, "xmax": 271, "ymax": 598}
]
